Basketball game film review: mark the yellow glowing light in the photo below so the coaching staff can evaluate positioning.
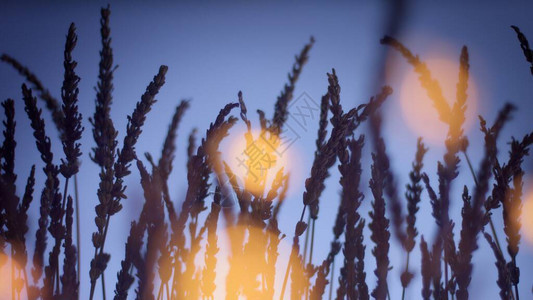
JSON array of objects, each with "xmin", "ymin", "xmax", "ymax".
[
  {"xmin": 223, "ymin": 127, "xmax": 294, "ymax": 197},
  {"xmin": 0, "ymin": 252, "xmax": 27, "ymax": 299},
  {"xmin": 179, "ymin": 224, "xmax": 295, "ymax": 299},
  {"xmin": 398, "ymin": 56, "xmax": 479, "ymax": 145},
  {"xmin": 519, "ymin": 179, "xmax": 533, "ymax": 247}
]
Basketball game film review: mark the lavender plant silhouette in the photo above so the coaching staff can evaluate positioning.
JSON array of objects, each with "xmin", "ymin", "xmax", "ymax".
[{"xmin": 0, "ymin": 5, "xmax": 532, "ymax": 300}]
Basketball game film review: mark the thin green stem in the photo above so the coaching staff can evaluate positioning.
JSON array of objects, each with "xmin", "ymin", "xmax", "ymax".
[
  {"xmin": 401, "ymin": 251, "xmax": 411, "ymax": 300},
  {"xmin": 304, "ymin": 216, "xmax": 315, "ymax": 300},
  {"xmin": 101, "ymin": 271, "xmax": 107, "ymax": 300},
  {"xmin": 513, "ymin": 258, "xmax": 520, "ymax": 300},
  {"xmin": 61, "ymin": 177, "xmax": 70, "ymax": 213},
  {"xmin": 328, "ymin": 259, "xmax": 335, "ymax": 300},
  {"xmin": 464, "ymin": 152, "xmax": 504, "ymax": 255},
  {"xmin": 303, "ymin": 214, "xmax": 311, "ymax": 266},
  {"xmin": 309, "ymin": 219, "xmax": 315, "ymax": 267},
  {"xmin": 463, "ymin": 152, "xmax": 479, "ymax": 187},
  {"xmin": 307, "ymin": 218, "xmax": 316, "ymax": 298},
  {"xmin": 280, "ymin": 204, "xmax": 308, "ymax": 300},
  {"xmin": 280, "ymin": 251, "xmax": 292, "ymax": 300},
  {"xmin": 488, "ymin": 219, "xmax": 504, "ymax": 259},
  {"xmin": 74, "ymin": 174, "xmax": 81, "ymax": 293},
  {"xmin": 465, "ymin": 150, "xmax": 516, "ymax": 300}
]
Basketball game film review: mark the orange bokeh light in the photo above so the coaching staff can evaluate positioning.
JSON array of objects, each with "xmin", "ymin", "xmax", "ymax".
[
  {"xmin": 223, "ymin": 127, "xmax": 296, "ymax": 197},
  {"xmin": 519, "ymin": 178, "xmax": 533, "ymax": 248},
  {"xmin": 398, "ymin": 56, "xmax": 479, "ymax": 145},
  {"xmin": 0, "ymin": 252, "xmax": 27, "ymax": 299},
  {"xmin": 179, "ymin": 224, "xmax": 294, "ymax": 299}
]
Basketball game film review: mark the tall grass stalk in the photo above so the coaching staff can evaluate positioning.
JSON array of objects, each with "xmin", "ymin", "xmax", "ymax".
[{"xmin": 2, "ymin": 6, "xmax": 533, "ymax": 300}]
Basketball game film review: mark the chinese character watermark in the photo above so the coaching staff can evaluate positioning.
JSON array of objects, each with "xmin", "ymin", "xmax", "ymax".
[
  {"xmin": 233, "ymin": 91, "xmax": 320, "ymax": 184},
  {"xmin": 288, "ymin": 92, "xmax": 320, "ymax": 132}
]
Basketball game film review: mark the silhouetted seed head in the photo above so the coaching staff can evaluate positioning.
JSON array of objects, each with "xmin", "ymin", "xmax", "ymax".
[
  {"xmin": 190, "ymin": 102, "xmax": 238, "ymax": 209},
  {"xmin": 420, "ymin": 237, "xmax": 432, "ymax": 300},
  {"xmin": 186, "ymin": 128, "xmax": 197, "ymax": 171},
  {"xmin": 5, "ymin": 9, "xmax": 533, "ymax": 300},
  {"xmin": 91, "ymin": 65, "xmax": 168, "ymax": 297},
  {"xmin": 304, "ymin": 71, "xmax": 392, "ymax": 220},
  {"xmin": 136, "ymin": 159, "xmax": 165, "ymax": 300},
  {"xmin": 272, "ymin": 37, "xmax": 314, "ymax": 134},
  {"xmin": 369, "ymin": 107, "xmax": 406, "ymax": 247},
  {"xmin": 114, "ymin": 220, "xmax": 147, "ymax": 299},
  {"xmin": 455, "ymin": 106, "xmax": 511, "ymax": 300},
  {"xmin": 90, "ymin": 4, "xmax": 118, "ymax": 169},
  {"xmin": 115, "ymin": 65, "xmax": 168, "ymax": 180},
  {"xmin": 404, "ymin": 138, "xmax": 428, "ymax": 252},
  {"xmin": 158, "ymin": 100, "xmax": 189, "ymax": 181},
  {"xmin": 21, "ymin": 85, "xmax": 61, "ymax": 284},
  {"xmin": 381, "ymin": 35, "xmax": 452, "ymax": 124},
  {"xmin": 16, "ymin": 165, "xmax": 36, "ymax": 268},
  {"xmin": 1, "ymin": 54, "xmax": 65, "ymax": 133},
  {"xmin": 60, "ymin": 23, "xmax": 84, "ymax": 178},
  {"xmin": 260, "ymin": 168, "xmax": 286, "ymax": 221},
  {"xmin": 309, "ymin": 259, "xmax": 331, "ymax": 299},
  {"xmin": 21, "ymin": 85, "xmax": 55, "ymax": 173},
  {"xmin": 368, "ymin": 150, "xmax": 391, "ymax": 300},
  {"xmin": 1, "ymin": 99, "xmax": 16, "ymax": 186},
  {"xmin": 238, "ymin": 90, "xmax": 251, "ymax": 131},
  {"xmin": 257, "ymin": 109, "xmax": 268, "ymax": 131},
  {"xmin": 295, "ymin": 221, "xmax": 308, "ymax": 237},
  {"xmin": 114, "ymin": 160, "xmax": 152, "ymax": 298},
  {"xmin": 511, "ymin": 25, "xmax": 533, "ymax": 75},
  {"xmin": 0, "ymin": 99, "xmax": 24, "ymax": 268},
  {"xmin": 484, "ymin": 232, "xmax": 513, "ymax": 299},
  {"xmin": 336, "ymin": 136, "xmax": 366, "ymax": 299},
  {"xmin": 315, "ymin": 94, "xmax": 329, "ymax": 152},
  {"xmin": 60, "ymin": 196, "xmax": 78, "ymax": 299}
]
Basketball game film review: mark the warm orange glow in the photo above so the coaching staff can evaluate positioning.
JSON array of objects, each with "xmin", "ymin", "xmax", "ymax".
[
  {"xmin": 519, "ymin": 178, "xmax": 533, "ymax": 247},
  {"xmin": 223, "ymin": 127, "xmax": 294, "ymax": 197},
  {"xmin": 179, "ymin": 224, "xmax": 294, "ymax": 299},
  {"xmin": 398, "ymin": 56, "xmax": 479, "ymax": 145},
  {"xmin": 0, "ymin": 252, "xmax": 27, "ymax": 299}
]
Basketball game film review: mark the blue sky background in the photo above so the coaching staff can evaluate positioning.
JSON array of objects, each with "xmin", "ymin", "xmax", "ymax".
[{"xmin": 1, "ymin": 1, "xmax": 533, "ymax": 299}]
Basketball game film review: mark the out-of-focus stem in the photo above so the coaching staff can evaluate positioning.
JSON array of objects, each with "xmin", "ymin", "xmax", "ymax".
[
  {"xmin": 464, "ymin": 152, "xmax": 503, "ymax": 255},
  {"xmin": 303, "ymin": 214, "xmax": 311, "ymax": 264},
  {"xmin": 305, "ymin": 218, "xmax": 316, "ymax": 300},
  {"xmin": 101, "ymin": 272, "xmax": 106, "ymax": 300},
  {"xmin": 74, "ymin": 174, "xmax": 80, "ymax": 292},
  {"xmin": 328, "ymin": 259, "xmax": 335, "ymax": 300},
  {"xmin": 401, "ymin": 252, "xmax": 410, "ymax": 300},
  {"xmin": 309, "ymin": 219, "xmax": 315, "ymax": 267}
]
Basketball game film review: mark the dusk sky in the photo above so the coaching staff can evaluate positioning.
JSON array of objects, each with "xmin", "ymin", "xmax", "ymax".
[{"xmin": 1, "ymin": 1, "xmax": 533, "ymax": 299}]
